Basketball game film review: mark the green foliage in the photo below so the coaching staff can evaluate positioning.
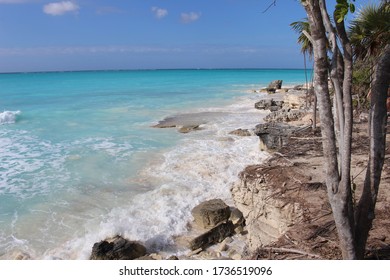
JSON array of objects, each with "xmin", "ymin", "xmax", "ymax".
[
  {"xmin": 290, "ymin": 19, "xmax": 313, "ymax": 58},
  {"xmin": 349, "ymin": 2, "xmax": 390, "ymax": 60},
  {"xmin": 335, "ymin": 0, "xmax": 356, "ymax": 22},
  {"xmin": 352, "ymin": 60, "xmax": 371, "ymax": 110}
]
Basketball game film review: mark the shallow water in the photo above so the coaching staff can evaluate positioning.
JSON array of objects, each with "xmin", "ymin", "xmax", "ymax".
[{"xmin": 0, "ymin": 69, "xmax": 307, "ymax": 259}]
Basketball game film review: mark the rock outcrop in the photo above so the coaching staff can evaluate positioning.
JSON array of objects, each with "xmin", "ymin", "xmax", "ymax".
[
  {"xmin": 255, "ymin": 99, "xmax": 284, "ymax": 111},
  {"xmin": 90, "ymin": 236, "xmax": 146, "ymax": 260},
  {"xmin": 283, "ymin": 92, "xmax": 306, "ymax": 109},
  {"xmin": 254, "ymin": 123, "xmax": 298, "ymax": 151},
  {"xmin": 268, "ymin": 80, "xmax": 283, "ymax": 90},
  {"xmin": 231, "ymin": 165, "xmax": 306, "ymax": 251},
  {"xmin": 264, "ymin": 109, "xmax": 307, "ymax": 123}
]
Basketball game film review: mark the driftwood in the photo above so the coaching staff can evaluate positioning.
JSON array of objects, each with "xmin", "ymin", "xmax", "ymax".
[{"xmin": 262, "ymin": 247, "xmax": 321, "ymax": 259}]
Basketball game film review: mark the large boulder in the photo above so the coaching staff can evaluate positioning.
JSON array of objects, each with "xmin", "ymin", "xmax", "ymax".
[
  {"xmin": 192, "ymin": 199, "xmax": 231, "ymax": 229},
  {"xmin": 90, "ymin": 236, "xmax": 146, "ymax": 260}
]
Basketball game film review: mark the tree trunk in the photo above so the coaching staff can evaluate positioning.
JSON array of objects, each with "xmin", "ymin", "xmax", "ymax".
[
  {"xmin": 355, "ymin": 44, "xmax": 390, "ymax": 259},
  {"xmin": 303, "ymin": 0, "xmax": 356, "ymax": 259}
]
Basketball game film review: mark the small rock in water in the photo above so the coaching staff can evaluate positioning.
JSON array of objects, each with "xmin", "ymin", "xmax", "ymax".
[
  {"xmin": 90, "ymin": 235, "xmax": 146, "ymax": 260},
  {"xmin": 178, "ymin": 125, "xmax": 202, "ymax": 133},
  {"xmin": 229, "ymin": 129, "xmax": 252, "ymax": 137}
]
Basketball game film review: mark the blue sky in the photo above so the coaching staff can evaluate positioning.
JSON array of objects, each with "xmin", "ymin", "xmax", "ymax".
[{"xmin": 0, "ymin": 0, "xmax": 375, "ymax": 72}]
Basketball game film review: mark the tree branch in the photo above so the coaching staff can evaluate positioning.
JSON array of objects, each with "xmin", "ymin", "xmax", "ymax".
[{"xmin": 262, "ymin": 0, "xmax": 277, "ymax": 13}]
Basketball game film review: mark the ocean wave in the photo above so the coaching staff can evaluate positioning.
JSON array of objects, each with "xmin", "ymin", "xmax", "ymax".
[{"xmin": 0, "ymin": 111, "xmax": 21, "ymax": 125}]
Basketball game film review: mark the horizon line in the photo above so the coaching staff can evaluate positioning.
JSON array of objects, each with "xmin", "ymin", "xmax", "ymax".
[{"xmin": 0, "ymin": 67, "xmax": 312, "ymax": 75}]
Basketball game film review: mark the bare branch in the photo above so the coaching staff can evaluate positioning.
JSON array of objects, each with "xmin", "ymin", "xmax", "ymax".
[
  {"xmin": 263, "ymin": 247, "xmax": 322, "ymax": 259},
  {"xmin": 262, "ymin": 0, "xmax": 277, "ymax": 13}
]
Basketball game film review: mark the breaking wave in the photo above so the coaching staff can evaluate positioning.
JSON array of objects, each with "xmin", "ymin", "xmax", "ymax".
[{"xmin": 0, "ymin": 111, "xmax": 21, "ymax": 125}]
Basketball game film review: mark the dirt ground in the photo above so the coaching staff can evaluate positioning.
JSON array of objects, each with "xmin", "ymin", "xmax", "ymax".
[{"xmin": 250, "ymin": 117, "xmax": 390, "ymax": 260}]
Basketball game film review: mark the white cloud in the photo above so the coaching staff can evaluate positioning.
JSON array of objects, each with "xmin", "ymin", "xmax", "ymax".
[
  {"xmin": 151, "ymin": 6, "xmax": 168, "ymax": 19},
  {"xmin": 181, "ymin": 12, "xmax": 201, "ymax": 24},
  {"xmin": 43, "ymin": 1, "xmax": 79, "ymax": 16}
]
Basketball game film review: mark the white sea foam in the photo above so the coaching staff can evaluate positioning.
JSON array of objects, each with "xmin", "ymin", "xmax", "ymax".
[
  {"xmin": 37, "ymin": 94, "xmax": 270, "ymax": 260},
  {"xmin": 0, "ymin": 70, "xmax": 306, "ymax": 259},
  {"xmin": 0, "ymin": 130, "xmax": 70, "ymax": 199},
  {"xmin": 0, "ymin": 111, "xmax": 21, "ymax": 125}
]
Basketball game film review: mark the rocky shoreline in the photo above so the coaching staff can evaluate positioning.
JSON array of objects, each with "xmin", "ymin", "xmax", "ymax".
[
  {"xmin": 87, "ymin": 81, "xmax": 317, "ymax": 260},
  {"xmin": 87, "ymin": 80, "xmax": 390, "ymax": 260}
]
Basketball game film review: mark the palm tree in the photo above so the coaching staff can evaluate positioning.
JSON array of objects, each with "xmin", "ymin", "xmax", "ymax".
[
  {"xmin": 290, "ymin": 19, "xmax": 317, "ymax": 128},
  {"xmin": 349, "ymin": 2, "xmax": 390, "ymax": 61},
  {"xmin": 348, "ymin": 1, "xmax": 390, "ymax": 258},
  {"xmin": 349, "ymin": 1, "xmax": 390, "ymax": 105},
  {"xmin": 290, "ymin": 19, "xmax": 314, "ymax": 59}
]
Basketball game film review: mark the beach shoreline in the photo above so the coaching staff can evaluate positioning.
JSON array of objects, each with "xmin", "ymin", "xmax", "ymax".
[
  {"xmin": 1, "ymin": 70, "xmax": 313, "ymax": 260},
  {"xmin": 3, "ymin": 72, "xmax": 388, "ymax": 260},
  {"xmin": 123, "ymin": 84, "xmax": 390, "ymax": 260},
  {"xmin": 106, "ymin": 85, "xmax": 314, "ymax": 260}
]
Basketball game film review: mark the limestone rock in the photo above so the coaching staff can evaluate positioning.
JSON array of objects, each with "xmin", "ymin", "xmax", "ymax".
[
  {"xmin": 12, "ymin": 251, "xmax": 31, "ymax": 260},
  {"xmin": 90, "ymin": 236, "xmax": 146, "ymax": 260},
  {"xmin": 189, "ymin": 221, "xmax": 235, "ymax": 251},
  {"xmin": 266, "ymin": 88, "xmax": 276, "ymax": 94},
  {"xmin": 255, "ymin": 99, "xmax": 284, "ymax": 111},
  {"xmin": 268, "ymin": 80, "xmax": 283, "ymax": 90},
  {"xmin": 229, "ymin": 207, "xmax": 245, "ymax": 227},
  {"xmin": 191, "ymin": 199, "xmax": 231, "ymax": 229},
  {"xmin": 178, "ymin": 125, "xmax": 202, "ymax": 133},
  {"xmin": 229, "ymin": 129, "xmax": 252, "ymax": 137},
  {"xmin": 284, "ymin": 92, "xmax": 306, "ymax": 109},
  {"xmin": 264, "ymin": 109, "xmax": 307, "ymax": 123},
  {"xmin": 293, "ymin": 85, "xmax": 304, "ymax": 90},
  {"xmin": 254, "ymin": 123, "xmax": 297, "ymax": 150},
  {"xmin": 231, "ymin": 165, "xmax": 305, "ymax": 252},
  {"xmin": 255, "ymin": 99, "xmax": 273, "ymax": 110}
]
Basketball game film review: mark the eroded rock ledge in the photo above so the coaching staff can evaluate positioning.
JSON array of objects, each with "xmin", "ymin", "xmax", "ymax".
[{"xmin": 231, "ymin": 164, "xmax": 306, "ymax": 251}]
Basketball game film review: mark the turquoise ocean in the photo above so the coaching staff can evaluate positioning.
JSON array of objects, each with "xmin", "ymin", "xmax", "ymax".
[{"xmin": 0, "ymin": 69, "xmax": 307, "ymax": 259}]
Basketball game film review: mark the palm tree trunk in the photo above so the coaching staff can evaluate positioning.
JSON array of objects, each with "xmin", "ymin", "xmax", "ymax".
[
  {"xmin": 355, "ymin": 44, "xmax": 390, "ymax": 259},
  {"xmin": 303, "ymin": 0, "xmax": 357, "ymax": 259}
]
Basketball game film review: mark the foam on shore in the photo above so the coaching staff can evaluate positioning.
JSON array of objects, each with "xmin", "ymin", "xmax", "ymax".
[{"xmin": 32, "ymin": 93, "xmax": 271, "ymax": 259}]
